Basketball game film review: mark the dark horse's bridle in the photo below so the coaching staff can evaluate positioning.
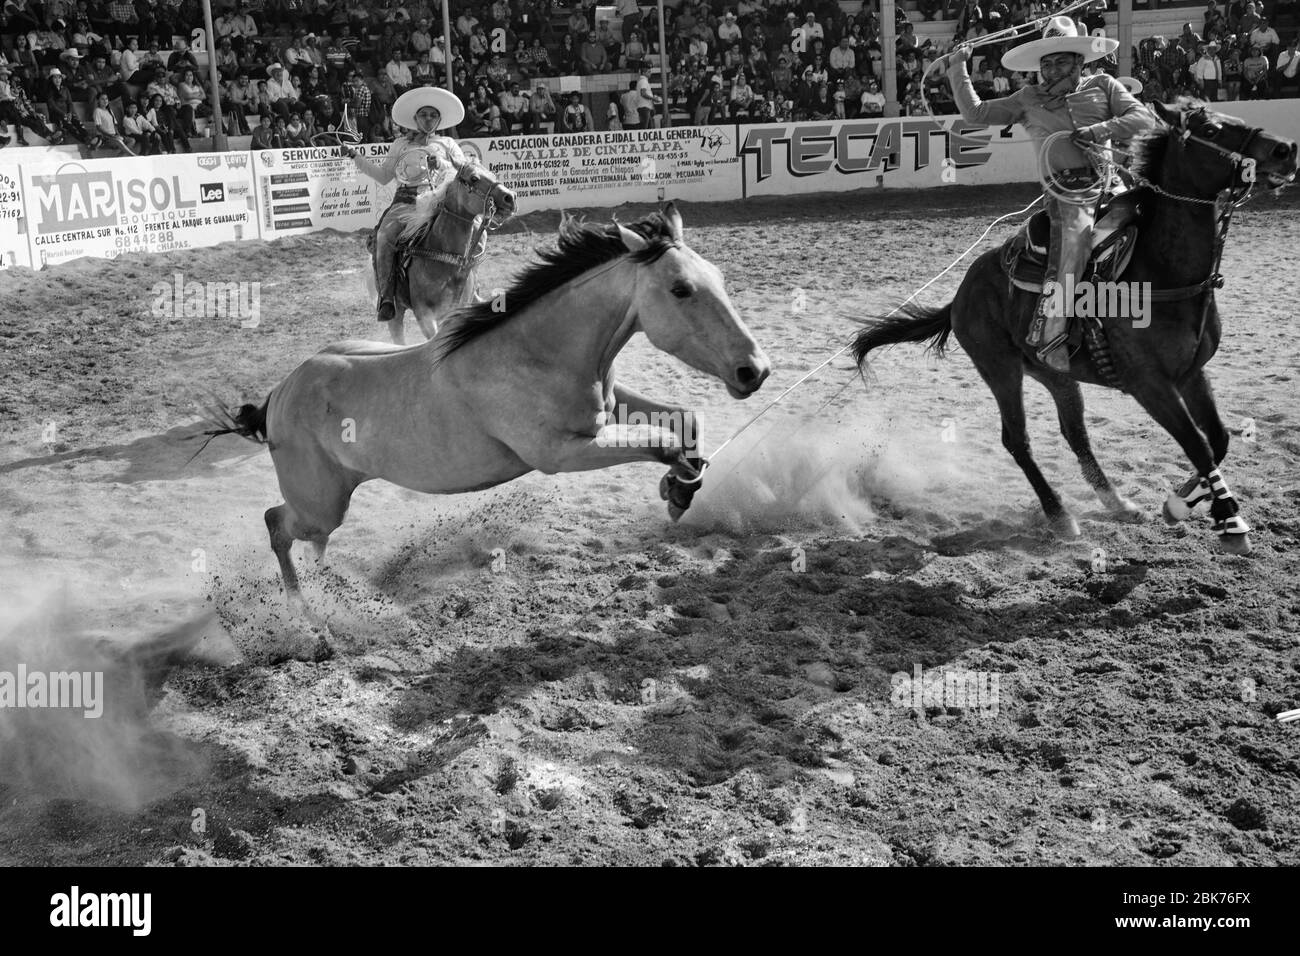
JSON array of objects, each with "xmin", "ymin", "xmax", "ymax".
[{"xmin": 406, "ymin": 159, "xmax": 514, "ymax": 276}]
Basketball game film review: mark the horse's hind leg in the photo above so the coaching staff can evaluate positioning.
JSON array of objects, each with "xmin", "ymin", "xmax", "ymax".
[
  {"xmin": 1025, "ymin": 367, "xmax": 1140, "ymax": 519},
  {"xmin": 963, "ymin": 336, "xmax": 1080, "ymax": 538}
]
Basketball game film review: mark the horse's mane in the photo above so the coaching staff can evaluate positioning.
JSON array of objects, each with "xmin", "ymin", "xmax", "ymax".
[
  {"xmin": 1129, "ymin": 95, "xmax": 1210, "ymax": 182},
  {"xmin": 433, "ymin": 212, "xmax": 679, "ymax": 358}
]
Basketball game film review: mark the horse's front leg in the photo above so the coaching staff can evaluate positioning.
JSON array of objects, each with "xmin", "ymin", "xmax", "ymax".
[
  {"xmin": 531, "ymin": 422, "xmax": 688, "ymax": 515},
  {"xmin": 611, "ymin": 384, "xmax": 702, "ymax": 520}
]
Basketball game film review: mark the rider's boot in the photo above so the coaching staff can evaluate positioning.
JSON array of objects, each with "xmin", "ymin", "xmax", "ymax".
[{"xmin": 1030, "ymin": 199, "xmax": 1093, "ymax": 374}]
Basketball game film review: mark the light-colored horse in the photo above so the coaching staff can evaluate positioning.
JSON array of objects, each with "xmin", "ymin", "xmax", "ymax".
[
  {"xmin": 211, "ymin": 204, "xmax": 771, "ymax": 624},
  {"xmin": 376, "ymin": 156, "xmax": 516, "ymax": 345}
]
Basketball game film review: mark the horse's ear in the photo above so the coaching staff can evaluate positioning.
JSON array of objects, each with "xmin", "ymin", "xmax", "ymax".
[
  {"xmin": 663, "ymin": 201, "xmax": 683, "ymax": 242},
  {"xmin": 1151, "ymin": 100, "xmax": 1184, "ymax": 130},
  {"xmin": 617, "ymin": 222, "xmax": 649, "ymax": 252}
]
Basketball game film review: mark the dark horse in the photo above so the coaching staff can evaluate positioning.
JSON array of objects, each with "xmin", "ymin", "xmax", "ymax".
[{"xmin": 853, "ymin": 99, "xmax": 1297, "ymax": 554}]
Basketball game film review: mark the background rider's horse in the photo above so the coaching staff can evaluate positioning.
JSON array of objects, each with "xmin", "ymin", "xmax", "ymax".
[{"xmin": 853, "ymin": 100, "xmax": 1298, "ymax": 555}]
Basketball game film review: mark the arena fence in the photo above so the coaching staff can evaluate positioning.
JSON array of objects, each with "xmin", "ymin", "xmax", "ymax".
[{"xmin": 2, "ymin": 100, "xmax": 1298, "ymax": 270}]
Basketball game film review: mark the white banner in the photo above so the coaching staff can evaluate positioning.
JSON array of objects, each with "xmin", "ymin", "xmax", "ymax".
[
  {"xmin": 0, "ymin": 164, "xmax": 32, "ymax": 269},
  {"xmin": 737, "ymin": 118, "xmax": 1038, "ymax": 196},
  {"xmin": 460, "ymin": 124, "xmax": 743, "ymax": 213},
  {"xmin": 251, "ymin": 143, "xmax": 392, "ymax": 239},
  {"xmin": 19, "ymin": 152, "xmax": 257, "ymax": 267}
]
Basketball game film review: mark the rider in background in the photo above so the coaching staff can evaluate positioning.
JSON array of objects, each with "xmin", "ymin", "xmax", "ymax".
[
  {"xmin": 944, "ymin": 16, "xmax": 1154, "ymax": 372},
  {"xmin": 344, "ymin": 86, "xmax": 467, "ymax": 326}
]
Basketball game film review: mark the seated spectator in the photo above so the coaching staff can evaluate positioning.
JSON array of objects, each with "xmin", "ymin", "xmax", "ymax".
[
  {"xmin": 28, "ymin": 21, "xmax": 68, "ymax": 66},
  {"xmin": 385, "ymin": 50, "xmax": 412, "ymax": 94},
  {"xmin": 145, "ymin": 65, "xmax": 192, "ymax": 151},
  {"xmin": 529, "ymin": 81, "xmax": 556, "ymax": 129},
  {"xmin": 525, "ymin": 37, "xmax": 552, "ymax": 76},
  {"xmin": 83, "ymin": 52, "xmax": 122, "ymax": 103},
  {"xmin": 412, "ymin": 50, "xmax": 438, "ymax": 86},
  {"xmin": 105, "ymin": 0, "xmax": 140, "ymax": 45},
  {"xmin": 729, "ymin": 70, "xmax": 753, "ymax": 117},
  {"xmin": 580, "ymin": 30, "xmax": 608, "ymax": 73},
  {"xmin": 484, "ymin": 52, "xmax": 511, "ymax": 89},
  {"xmin": 567, "ymin": 5, "xmax": 589, "ymax": 39},
  {"xmin": 498, "ymin": 79, "xmax": 531, "ymax": 132},
  {"xmin": 45, "ymin": 67, "xmax": 96, "ymax": 147},
  {"xmin": 93, "ymin": 90, "xmax": 133, "ymax": 154},
  {"xmin": 622, "ymin": 30, "xmax": 647, "ymax": 70},
  {"xmin": 465, "ymin": 85, "xmax": 493, "ymax": 132},
  {"xmin": 174, "ymin": 66, "xmax": 207, "ymax": 136},
  {"xmin": 123, "ymin": 99, "xmax": 164, "ymax": 153},
  {"xmin": 409, "ymin": 18, "xmax": 433, "ymax": 58},
  {"xmin": 224, "ymin": 72, "xmax": 254, "ymax": 134},
  {"xmin": 0, "ymin": 64, "xmax": 61, "ymax": 145},
  {"xmin": 167, "ymin": 37, "xmax": 199, "ymax": 76},
  {"xmin": 717, "ymin": 10, "xmax": 741, "ymax": 47},
  {"xmin": 828, "ymin": 35, "xmax": 855, "ymax": 80},
  {"xmin": 859, "ymin": 75, "xmax": 885, "ymax": 116},
  {"xmin": 249, "ymin": 110, "xmax": 277, "ymax": 147},
  {"xmin": 558, "ymin": 33, "xmax": 581, "ymax": 74},
  {"xmin": 298, "ymin": 106, "xmax": 319, "ymax": 142},
  {"xmin": 561, "ymin": 90, "xmax": 592, "ymax": 131},
  {"xmin": 265, "ymin": 62, "xmax": 300, "ymax": 120},
  {"xmin": 214, "ymin": 37, "xmax": 242, "ymax": 80},
  {"xmin": 1249, "ymin": 17, "xmax": 1280, "ymax": 58},
  {"xmin": 595, "ymin": 19, "xmax": 620, "ymax": 63}
]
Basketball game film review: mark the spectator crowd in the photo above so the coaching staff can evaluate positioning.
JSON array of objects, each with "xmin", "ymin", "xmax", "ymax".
[{"xmin": 1, "ymin": 0, "xmax": 1296, "ymax": 152}]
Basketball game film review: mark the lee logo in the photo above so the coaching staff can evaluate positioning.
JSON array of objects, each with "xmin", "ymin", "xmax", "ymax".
[{"xmin": 200, "ymin": 182, "xmax": 225, "ymax": 203}]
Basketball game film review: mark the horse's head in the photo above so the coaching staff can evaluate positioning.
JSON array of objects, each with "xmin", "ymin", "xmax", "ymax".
[
  {"xmin": 617, "ymin": 203, "xmax": 771, "ymax": 400},
  {"xmin": 443, "ymin": 156, "xmax": 517, "ymax": 224},
  {"xmin": 1152, "ymin": 99, "xmax": 1298, "ymax": 194}
]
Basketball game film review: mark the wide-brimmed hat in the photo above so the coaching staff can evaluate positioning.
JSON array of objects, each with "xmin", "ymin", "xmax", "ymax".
[
  {"xmin": 47, "ymin": 66, "xmax": 64, "ymax": 77},
  {"xmin": 1117, "ymin": 74, "xmax": 1143, "ymax": 94},
  {"xmin": 1001, "ymin": 16, "xmax": 1119, "ymax": 72},
  {"xmin": 392, "ymin": 86, "xmax": 464, "ymax": 129}
]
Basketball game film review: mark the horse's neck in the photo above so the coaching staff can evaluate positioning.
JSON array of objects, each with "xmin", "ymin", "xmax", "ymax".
[
  {"xmin": 512, "ymin": 256, "xmax": 639, "ymax": 384},
  {"xmin": 1139, "ymin": 156, "xmax": 1220, "ymax": 285}
]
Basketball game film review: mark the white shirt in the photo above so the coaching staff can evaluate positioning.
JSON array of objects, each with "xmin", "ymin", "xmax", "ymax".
[
  {"xmin": 1278, "ymin": 48, "xmax": 1300, "ymax": 76},
  {"xmin": 386, "ymin": 60, "xmax": 412, "ymax": 85},
  {"xmin": 119, "ymin": 47, "xmax": 140, "ymax": 78},
  {"xmin": 1193, "ymin": 55, "xmax": 1222, "ymax": 81}
]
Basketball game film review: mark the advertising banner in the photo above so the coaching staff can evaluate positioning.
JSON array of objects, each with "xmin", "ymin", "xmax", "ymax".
[
  {"xmin": 18, "ymin": 152, "xmax": 257, "ymax": 267},
  {"xmin": 461, "ymin": 124, "xmax": 742, "ymax": 213},
  {"xmin": 251, "ymin": 142, "xmax": 393, "ymax": 239},
  {"xmin": 737, "ymin": 117, "xmax": 1038, "ymax": 196}
]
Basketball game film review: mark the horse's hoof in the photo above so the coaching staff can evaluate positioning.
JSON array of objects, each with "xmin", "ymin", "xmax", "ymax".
[
  {"xmin": 667, "ymin": 502, "xmax": 686, "ymax": 523},
  {"xmin": 1217, "ymin": 533, "xmax": 1252, "ymax": 555},
  {"xmin": 1050, "ymin": 514, "xmax": 1082, "ymax": 539},
  {"xmin": 659, "ymin": 474, "xmax": 671, "ymax": 502},
  {"xmin": 311, "ymin": 633, "xmax": 335, "ymax": 662},
  {"xmin": 1108, "ymin": 496, "xmax": 1143, "ymax": 521},
  {"xmin": 1162, "ymin": 494, "xmax": 1192, "ymax": 525}
]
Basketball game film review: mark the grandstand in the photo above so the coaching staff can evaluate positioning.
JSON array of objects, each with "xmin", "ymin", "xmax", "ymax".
[{"xmin": 2, "ymin": 0, "xmax": 1297, "ymax": 151}]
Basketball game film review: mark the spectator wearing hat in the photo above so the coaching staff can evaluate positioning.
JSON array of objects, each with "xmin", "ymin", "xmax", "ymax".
[
  {"xmin": 717, "ymin": 10, "xmax": 741, "ymax": 46},
  {"xmin": 1238, "ymin": 0, "xmax": 1262, "ymax": 38},
  {"xmin": 265, "ymin": 62, "xmax": 300, "ymax": 120},
  {"xmin": 1242, "ymin": 42, "xmax": 1270, "ymax": 96},
  {"xmin": 797, "ymin": 12, "xmax": 823, "ymax": 52},
  {"xmin": 1192, "ymin": 41, "xmax": 1222, "ymax": 100},
  {"xmin": 167, "ymin": 36, "xmax": 198, "ymax": 75},
  {"xmin": 529, "ymin": 80, "xmax": 555, "ymax": 129},
  {"xmin": 45, "ymin": 67, "xmax": 96, "ymax": 146}
]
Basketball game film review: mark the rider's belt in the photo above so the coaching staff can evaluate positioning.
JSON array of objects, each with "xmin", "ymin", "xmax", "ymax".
[{"xmin": 1051, "ymin": 166, "xmax": 1099, "ymax": 188}]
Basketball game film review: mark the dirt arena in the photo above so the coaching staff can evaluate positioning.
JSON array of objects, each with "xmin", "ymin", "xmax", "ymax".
[{"xmin": 1, "ymin": 184, "xmax": 1297, "ymax": 866}]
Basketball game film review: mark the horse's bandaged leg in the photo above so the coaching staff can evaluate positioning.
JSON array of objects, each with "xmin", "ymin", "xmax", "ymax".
[{"xmin": 1205, "ymin": 468, "xmax": 1250, "ymax": 536}]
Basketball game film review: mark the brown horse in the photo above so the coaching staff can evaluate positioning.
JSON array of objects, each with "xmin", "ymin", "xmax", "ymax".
[
  {"xmin": 377, "ymin": 156, "xmax": 517, "ymax": 345},
  {"xmin": 853, "ymin": 100, "xmax": 1297, "ymax": 554}
]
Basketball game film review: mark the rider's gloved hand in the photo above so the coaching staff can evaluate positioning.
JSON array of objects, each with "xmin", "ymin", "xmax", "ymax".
[{"xmin": 341, "ymin": 144, "xmax": 358, "ymax": 159}]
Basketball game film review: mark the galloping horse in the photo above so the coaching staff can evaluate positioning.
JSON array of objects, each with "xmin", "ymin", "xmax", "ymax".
[
  {"xmin": 379, "ymin": 154, "xmax": 517, "ymax": 345},
  {"xmin": 853, "ymin": 100, "xmax": 1297, "ymax": 553},
  {"xmin": 209, "ymin": 205, "xmax": 771, "ymax": 623}
]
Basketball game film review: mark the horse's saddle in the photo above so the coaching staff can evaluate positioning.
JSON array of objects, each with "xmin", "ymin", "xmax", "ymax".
[{"xmin": 999, "ymin": 192, "xmax": 1143, "ymax": 294}]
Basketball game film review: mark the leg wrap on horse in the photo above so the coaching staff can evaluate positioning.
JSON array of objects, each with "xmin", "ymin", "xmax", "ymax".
[
  {"xmin": 1205, "ymin": 468, "xmax": 1249, "ymax": 535},
  {"xmin": 1165, "ymin": 473, "xmax": 1212, "ymax": 521}
]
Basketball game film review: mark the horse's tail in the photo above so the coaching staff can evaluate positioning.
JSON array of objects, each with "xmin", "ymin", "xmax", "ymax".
[
  {"xmin": 851, "ymin": 301, "xmax": 954, "ymax": 369},
  {"xmin": 190, "ymin": 393, "xmax": 272, "ymax": 464}
]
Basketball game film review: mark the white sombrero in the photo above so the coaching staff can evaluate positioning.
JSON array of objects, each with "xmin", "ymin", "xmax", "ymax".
[
  {"xmin": 1002, "ymin": 16, "xmax": 1119, "ymax": 73},
  {"xmin": 1117, "ymin": 75, "xmax": 1143, "ymax": 95},
  {"xmin": 392, "ymin": 86, "xmax": 464, "ymax": 130}
]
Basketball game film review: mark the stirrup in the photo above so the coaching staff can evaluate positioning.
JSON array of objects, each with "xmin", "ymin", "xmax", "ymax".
[{"xmin": 1035, "ymin": 333, "xmax": 1071, "ymax": 369}]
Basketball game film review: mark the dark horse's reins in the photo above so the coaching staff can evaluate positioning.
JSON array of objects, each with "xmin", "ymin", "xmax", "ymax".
[{"xmin": 404, "ymin": 163, "xmax": 506, "ymax": 276}]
